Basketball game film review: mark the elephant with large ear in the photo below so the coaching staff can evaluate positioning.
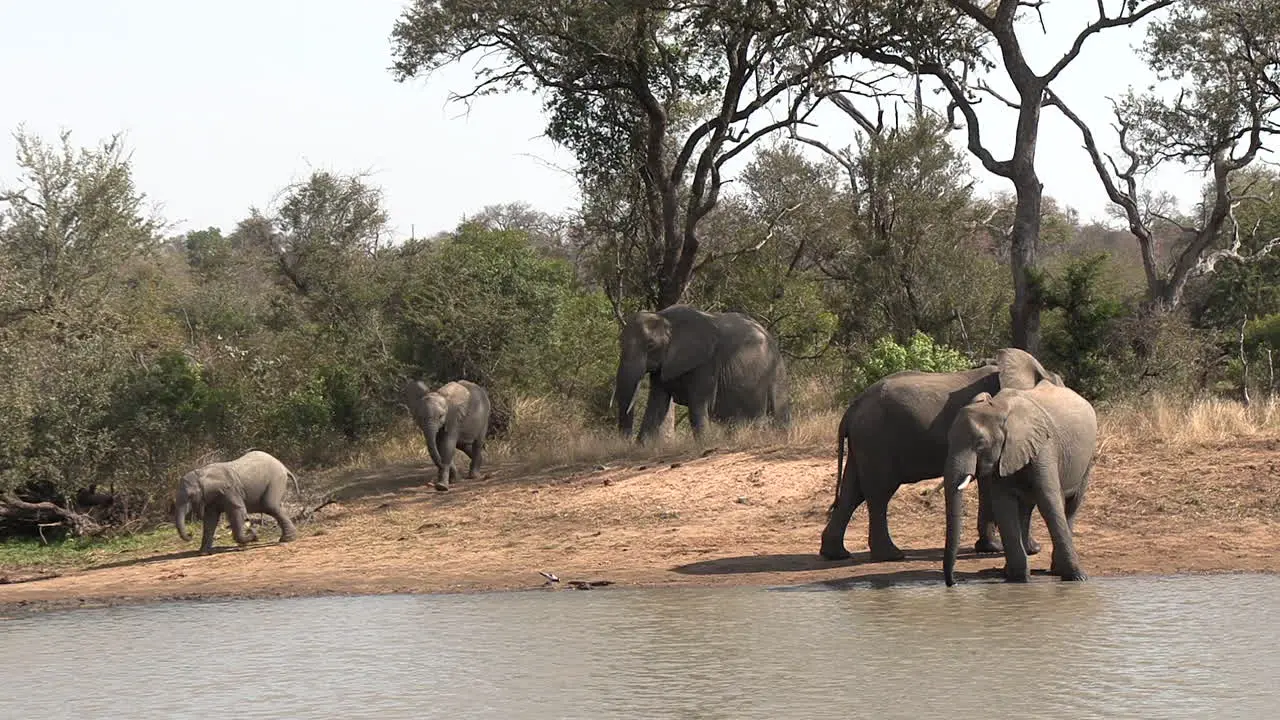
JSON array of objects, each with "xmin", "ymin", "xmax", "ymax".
[
  {"xmin": 820, "ymin": 348, "xmax": 1062, "ymax": 562},
  {"xmin": 942, "ymin": 378, "xmax": 1097, "ymax": 586},
  {"xmin": 613, "ymin": 305, "xmax": 791, "ymax": 443},
  {"xmin": 174, "ymin": 450, "xmax": 301, "ymax": 555},
  {"xmin": 403, "ymin": 379, "xmax": 491, "ymax": 491}
]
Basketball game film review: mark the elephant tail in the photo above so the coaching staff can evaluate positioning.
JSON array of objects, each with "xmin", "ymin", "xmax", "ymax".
[
  {"xmin": 287, "ymin": 470, "xmax": 301, "ymax": 501},
  {"xmin": 828, "ymin": 417, "xmax": 848, "ymax": 518}
]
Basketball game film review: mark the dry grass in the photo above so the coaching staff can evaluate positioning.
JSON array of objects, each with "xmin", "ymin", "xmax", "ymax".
[
  {"xmin": 335, "ymin": 381, "xmax": 1277, "ymax": 487},
  {"xmin": 491, "ymin": 394, "xmax": 840, "ymax": 473},
  {"xmin": 1099, "ymin": 393, "xmax": 1280, "ymax": 451}
]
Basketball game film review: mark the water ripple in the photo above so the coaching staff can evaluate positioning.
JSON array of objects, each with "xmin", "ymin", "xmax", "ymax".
[{"xmin": 1, "ymin": 574, "xmax": 1277, "ymax": 719}]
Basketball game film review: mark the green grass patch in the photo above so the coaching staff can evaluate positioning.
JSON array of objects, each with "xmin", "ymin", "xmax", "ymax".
[{"xmin": 0, "ymin": 525, "xmax": 190, "ymax": 573}]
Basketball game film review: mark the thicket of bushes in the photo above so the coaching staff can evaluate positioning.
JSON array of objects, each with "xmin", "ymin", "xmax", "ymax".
[{"xmin": 3, "ymin": 121, "xmax": 1279, "ymax": 539}]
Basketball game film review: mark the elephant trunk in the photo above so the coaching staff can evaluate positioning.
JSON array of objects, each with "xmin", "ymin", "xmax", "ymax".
[
  {"xmin": 943, "ymin": 451, "xmax": 977, "ymax": 587},
  {"xmin": 423, "ymin": 420, "xmax": 445, "ymax": 469},
  {"xmin": 614, "ymin": 357, "xmax": 646, "ymax": 437},
  {"xmin": 174, "ymin": 487, "xmax": 191, "ymax": 542}
]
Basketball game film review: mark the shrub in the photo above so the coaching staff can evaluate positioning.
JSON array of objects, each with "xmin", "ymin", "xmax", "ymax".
[{"xmin": 842, "ymin": 332, "xmax": 971, "ymax": 401}]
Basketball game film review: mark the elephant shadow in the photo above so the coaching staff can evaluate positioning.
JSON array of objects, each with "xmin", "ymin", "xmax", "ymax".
[
  {"xmin": 672, "ymin": 547, "xmax": 1057, "ymax": 589},
  {"xmin": 78, "ymin": 546, "xmax": 251, "ymax": 574},
  {"xmin": 671, "ymin": 548, "xmax": 948, "ymax": 576}
]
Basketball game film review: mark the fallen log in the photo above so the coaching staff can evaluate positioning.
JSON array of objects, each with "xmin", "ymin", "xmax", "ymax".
[{"xmin": 0, "ymin": 494, "xmax": 105, "ymax": 538}]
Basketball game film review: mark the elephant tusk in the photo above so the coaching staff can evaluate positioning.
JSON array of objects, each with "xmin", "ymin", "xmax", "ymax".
[{"xmin": 956, "ymin": 474, "xmax": 974, "ymax": 491}]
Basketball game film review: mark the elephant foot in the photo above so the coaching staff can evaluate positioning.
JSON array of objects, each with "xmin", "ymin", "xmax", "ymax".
[
  {"xmin": 974, "ymin": 537, "xmax": 1003, "ymax": 555},
  {"xmin": 1024, "ymin": 538, "xmax": 1042, "ymax": 556},
  {"xmin": 819, "ymin": 544, "xmax": 851, "ymax": 561},
  {"xmin": 279, "ymin": 533, "xmax": 297, "ymax": 544},
  {"xmin": 198, "ymin": 547, "xmax": 215, "ymax": 556},
  {"xmin": 1059, "ymin": 568, "xmax": 1088, "ymax": 582},
  {"xmin": 433, "ymin": 482, "xmax": 450, "ymax": 492},
  {"xmin": 1002, "ymin": 566, "xmax": 1030, "ymax": 583},
  {"xmin": 868, "ymin": 545, "xmax": 906, "ymax": 562},
  {"xmin": 466, "ymin": 471, "xmax": 477, "ymax": 479}
]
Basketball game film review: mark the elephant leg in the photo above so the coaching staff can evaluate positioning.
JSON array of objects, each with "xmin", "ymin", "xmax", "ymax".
[
  {"xmin": 227, "ymin": 505, "xmax": 255, "ymax": 546},
  {"xmin": 866, "ymin": 484, "xmax": 904, "ymax": 562},
  {"xmin": 637, "ymin": 384, "xmax": 673, "ymax": 444},
  {"xmin": 1050, "ymin": 490, "xmax": 1087, "ymax": 578},
  {"xmin": 1036, "ymin": 481, "xmax": 1086, "ymax": 582},
  {"xmin": 990, "ymin": 489, "xmax": 1030, "ymax": 583},
  {"xmin": 199, "ymin": 505, "xmax": 221, "ymax": 555},
  {"xmin": 819, "ymin": 461, "xmax": 866, "ymax": 560},
  {"xmin": 267, "ymin": 506, "xmax": 297, "ymax": 543},
  {"xmin": 434, "ymin": 430, "xmax": 456, "ymax": 491},
  {"xmin": 974, "ymin": 484, "xmax": 1002, "ymax": 554},
  {"xmin": 976, "ymin": 485, "xmax": 1040, "ymax": 556},
  {"xmin": 1019, "ymin": 499, "xmax": 1040, "ymax": 556},
  {"xmin": 687, "ymin": 397, "xmax": 712, "ymax": 439},
  {"xmin": 466, "ymin": 437, "xmax": 485, "ymax": 479}
]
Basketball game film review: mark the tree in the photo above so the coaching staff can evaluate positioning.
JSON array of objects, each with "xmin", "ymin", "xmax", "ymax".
[
  {"xmin": 1193, "ymin": 168, "xmax": 1280, "ymax": 329},
  {"xmin": 791, "ymin": 107, "xmax": 1011, "ymax": 353},
  {"xmin": 1051, "ymin": 0, "xmax": 1280, "ymax": 311},
  {"xmin": 0, "ymin": 128, "xmax": 161, "ymax": 328},
  {"xmin": 813, "ymin": 0, "xmax": 1174, "ymax": 353},
  {"xmin": 389, "ymin": 0, "xmax": 883, "ymax": 310},
  {"xmin": 0, "ymin": 128, "xmax": 163, "ymax": 535}
]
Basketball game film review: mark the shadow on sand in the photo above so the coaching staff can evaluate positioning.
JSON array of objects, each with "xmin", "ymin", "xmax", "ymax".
[
  {"xmin": 81, "ymin": 546, "xmax": 249, "ymax": 573},
  {"xmin": 671, "ymin": 547, "xmax": 949, "ymax": 576},
  {"xmin": 671, "ymin": 547, "xmax": 1056, "ymax": 589}
]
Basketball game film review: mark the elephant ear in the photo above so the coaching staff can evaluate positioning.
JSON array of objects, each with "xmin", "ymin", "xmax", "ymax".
[
  {"xmin": 660, "ymin": 310, "xmax": 719, "ymax": 383},
  {"xmin": 997, "ymin": 395, "xmax": 1053, "ymax": 477},
  {"xmin": 994, "ymin": 348, "xmax": 1061, "ymax": 390}
]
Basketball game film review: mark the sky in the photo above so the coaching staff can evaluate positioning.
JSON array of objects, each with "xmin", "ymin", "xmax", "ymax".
[{"xmin": 0, "ymin": 1, "xmax": 1206, "ymax": 242}]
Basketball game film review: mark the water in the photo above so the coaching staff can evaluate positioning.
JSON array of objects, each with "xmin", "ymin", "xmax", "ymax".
[{"xmin": 2, "ymin": 574, "xmax": 1278, "ymax": 719}]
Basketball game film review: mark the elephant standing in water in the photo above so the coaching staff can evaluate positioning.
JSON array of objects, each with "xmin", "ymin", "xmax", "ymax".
[
  {"xmin": 174, "ymin": 450, "xmax": 300, "ymax": 555},
  {"xmin": 404, "ymin": 379, "xmax": 490, "ymax": 491},
  {"xmin": 613, "ymin": 305, "xmax": 791, "ymax": 443},
  {"xmin": 942, "ymin": 379, "xmax": 1098, "ymax": 585},
  {"xmin": 820, "ymin": 348, "xmax": 1062, "ymax": 562}
]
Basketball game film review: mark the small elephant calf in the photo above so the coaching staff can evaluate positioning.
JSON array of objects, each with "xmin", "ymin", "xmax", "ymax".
[
  {"xmin": 174, "ymin": 450, "xmax": 301, "ymax": 555},
  {"xmin": 403, "ymin": 379, "xmax": 491, "ymax": 491}
]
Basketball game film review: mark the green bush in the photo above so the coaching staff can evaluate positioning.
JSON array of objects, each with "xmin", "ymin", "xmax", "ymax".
[
  {"xmin": 1040, "ymin": 253, "xmax": 1127, "ymax": 401},
  {"xmin": 842, "ymin": 332, "xmax": 971, "ymax": 401}
]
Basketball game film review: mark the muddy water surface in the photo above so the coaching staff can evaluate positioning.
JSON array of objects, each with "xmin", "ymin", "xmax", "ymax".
[{"xmin": 1, "ymin": 574, "xmax": 1277, "ymax": 718}]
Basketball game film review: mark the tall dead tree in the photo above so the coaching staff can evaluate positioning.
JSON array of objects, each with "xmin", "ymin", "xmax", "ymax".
[
  {"xmin": 815, "ymin": 0, "xmax": 1173, "ymax": 352},
  {"xmin": 1048, "ymin": 1, "xmax": 1280, "ymax": 311}
]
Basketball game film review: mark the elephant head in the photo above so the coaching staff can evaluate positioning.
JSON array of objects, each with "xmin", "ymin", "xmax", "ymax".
[
  {"xmin": 942, "ymin": 389, "xmax": 1053, "ymax": 586},
  {"xmin": 403, "ymin": 379, "xmax": 449, "ymax": 469},
  {"xmin": 174, "ymin": 471, "xmax": 205, "ymax": 542},
  {"xmin": 613, "ymin": 307, "xmax": 718, "ymax": 435}
]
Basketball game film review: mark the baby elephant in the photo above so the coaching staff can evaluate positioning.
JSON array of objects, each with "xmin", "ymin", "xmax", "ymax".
[
  {"xmin": 404, "ymin": 379, "xmax": 491, "ymax": 491},
  {"xmin": 942, "ymin": 379, "xmax": 1097, "ymax": 586},
  {"xmin": 174, "ymin": 450, "xmax": 301, "ymax": 555}
]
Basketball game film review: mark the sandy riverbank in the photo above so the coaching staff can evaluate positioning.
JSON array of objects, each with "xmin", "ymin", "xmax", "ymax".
[{"xmin": 3, "ymin": 430, "xmax": 1279, "ymax": 617}]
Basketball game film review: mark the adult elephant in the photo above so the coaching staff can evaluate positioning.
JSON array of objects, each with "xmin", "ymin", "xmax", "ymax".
[
  {"xmin": 613, "ymin": 305, "xmax": 791, "ymax": 443},
  {"xmin": 174, "ymin": 450, "xmax": 300, "ymax": 555},
  {"xmin": 819, "ymin": 348, "xmax": 1062, "ymax": 563},
  {"xmin": 942, "ymin": 379, "xmax": 1098, "ymax": 586},
  {"xmin": 403, "ymin": 379, "xmax": 491, "ymax": 491}
]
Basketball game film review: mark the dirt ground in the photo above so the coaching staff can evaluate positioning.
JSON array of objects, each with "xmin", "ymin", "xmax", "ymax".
[{"xmin": 3, "ymin": 432, "xmax": 1280, "ymax": 617}]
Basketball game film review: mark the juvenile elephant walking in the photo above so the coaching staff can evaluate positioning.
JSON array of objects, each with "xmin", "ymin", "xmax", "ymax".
[
  {"xmin": 404, "ymin": 379, "xmax": 490, "ymax": 491},
  {"xmin": 942, "ymin": 379, "xmax": 1098, "ymax": 585},
  {"xmin": 613, "ymin": 305, "xmax": 791, "ymax": 443},
  {"xmin": 174, "ymin": 450, "xmax": 300, "ymax": 555},
  {"xmin": 820, "ymin": 348, "xmax": 1062, "ymax": 562}
]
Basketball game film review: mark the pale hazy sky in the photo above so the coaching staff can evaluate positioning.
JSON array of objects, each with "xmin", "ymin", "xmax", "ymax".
[{"xmin": 0, "ymin": 1, "xmax": 1204, "ymax": 241}]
